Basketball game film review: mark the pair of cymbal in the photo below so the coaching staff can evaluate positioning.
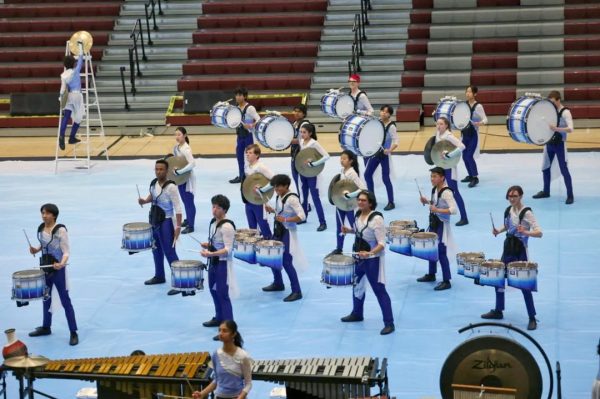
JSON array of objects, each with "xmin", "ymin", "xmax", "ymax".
[
  {"xmin": 68, "ymin": 31, "xmax": 93, "ymax": 55},
  {"xmin": 294, "ymin": 148, "xmax": 324, "ymax": 178},
  {"xmin": 164, "ymin": 155, "xmax": 190, "ymax": 186},
  {"xmin": 328, "ymin": 177, "xmax": 359, "ymax": 211},
  {"xmin": 242, "ymin": 173, "xmax": 274, "ymax": 205},
  {"xmin": 424, "ymin": 138, "xmax": 461, "ymax": 169},
  {"xmin": 3, "ymin": 355, "xmax": 49, "ymax": 368}
]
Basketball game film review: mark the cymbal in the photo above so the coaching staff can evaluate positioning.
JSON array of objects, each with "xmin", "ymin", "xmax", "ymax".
[
  {"xmin": 3, "ymin": 355, "xmax": 49, "ymax": 369},
  {"xmin": 423, "ymin": 136, "xmax": 435, "ymax": 166},
  {"xmin": 431, "ymin": 140, "xmax": 461, "ymax": 169},
  {"xmin": 327, "ymin": 174, "xmax": 341, "ymax": 205},
  {"xmin": 69, "ymin": 31, "xmax": 93, "ymax": 55},
  {"xmin": 331, "ymin": 179, "xmax": 359, "ymax": 211},
  {"xmin": 295, "ymin": 148, "xmax": 324, "ymax": 178},
  {"xmin": 165, "ymin": 155, "xmax": 190, "ymax": 186},
  {"xmin": 242, "ymin": 173, "xmax": 274, "ymax": 205}
]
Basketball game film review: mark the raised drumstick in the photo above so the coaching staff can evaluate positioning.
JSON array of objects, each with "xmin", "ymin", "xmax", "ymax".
[
  {"xmin": 414, "ymin": 178, "xmax": 425, "ymax": 206},
  {"xmin": 136, "ymin": 184, "xmax": 143, "ymax": 208},
  {"xmin": 23, "ymin": 229, "xmax": 35, "ymax": 257}
]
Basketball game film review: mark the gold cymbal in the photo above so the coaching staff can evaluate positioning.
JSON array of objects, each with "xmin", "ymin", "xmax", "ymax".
[
  {"xmin": 331, "ymin": 179, "xmax": 359, "ymax": 211},
  {"xmin": 294, "ymin": 148, "xmax": 324, "ymax": 178},
  {"xmin": 423, "ymin": 135, "xmax": 435, "ymax": 166},
  {"xmin": 164, "ymin": 155, "xmax": 190, "ymax": 186},
  {"xmin": 3, "ymin": 355, "xmax": 50, "ymax": 369},
  {"xmin": 327, "ymin": 174, "xmax": 341, "ymax": 205},
  {"xmin": 431, "ymin": 140, "xmax": 461, "ymax": 169},
  {"xmin": 69, "ymin": 31, "xmax": 93, "ymax": 55},
  {"xmin": 242, "ymin": 173, "xmax": 274, "ymax": 205}
]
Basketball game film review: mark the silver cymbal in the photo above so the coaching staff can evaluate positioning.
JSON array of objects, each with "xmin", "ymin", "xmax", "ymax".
[
  {"xmin": 242, "ymin": 173, "xmax": 274, "ymax": 205},
  {"xmin": 295, "ymin": 148, "xmax": 324, "ymax": 178},
  {"xmin": 3, "ymin": 355, "xmax": 50, "ymax": 369},
  {"xmin": 423, "ymin": 135, "xmax": 435, "ymax": 166},
  {"xmin": 69, "ymin": 31, "xmax": 93, "ymax": 55},
  {"xmin": 331, "ymin": 179, "xmax": 359, "ymax": 211},
  {"xmin": 431, "ymin": 140, "xmax": 461, "ymax": 169},
  {"xmin": 165, "ymin": 155, "xmax": 190, "ymax": 185},
  {"xmin": 327, "ymin": 174, "xmax": 341, "ymax": 205}
]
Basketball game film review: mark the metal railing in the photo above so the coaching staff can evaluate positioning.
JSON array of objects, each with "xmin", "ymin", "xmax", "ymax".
[
  {"xmin": 144, "ymin": 0, "xmax": 159, "ymax": 42},
  {"xmin": 360, "ymin": 0, "xmax": 371, "ymax": 28},
  {"xmin": 348, "ymin": 13, "xmax": 364, "ymax": 76},
  {"xmin": 119, "ymin": 66, "xmax": 130, "ymax": 110}
]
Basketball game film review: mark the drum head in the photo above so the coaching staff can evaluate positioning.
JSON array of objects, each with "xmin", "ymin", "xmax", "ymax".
[
  {"xmin": 336, "ymin": 95, "xmax": 354, "ymax": 118},
  {"xmin": 452, "ymin": 102, "xmax": 471, "ymax": 130},
  {"xmin": 526, "ymin": 99, "xmax": 556, "ymax": 145},
  {"xmin": 14, "ymin": 269, "xmax": 43, "ymax": 278},
  {"xmin": 226, "ymin": 107, "xmax": 242, "ymax": 129},
  {"xmin": 124, "ymin": 222, "xmax": 151, "ymax": 230},
  {"xmin": 264, "ymin": 117, "xmax": 294, "ymax": 151},
  {"xmin": 357, "ymin": 118, "xmax": 384, "ymax": 157}
]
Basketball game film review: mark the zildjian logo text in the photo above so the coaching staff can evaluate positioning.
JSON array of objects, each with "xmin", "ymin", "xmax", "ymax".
[{"xmin": 472, "ymin": 358, "xmax": 512, "ymax": 372}]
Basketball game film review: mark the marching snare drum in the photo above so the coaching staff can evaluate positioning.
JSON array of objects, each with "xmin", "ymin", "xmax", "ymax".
[
  {"xmin": 255, "ymin": 240, "xmax": 285, "ymax": 270},
  {"xmin": 254, "ymin": 114, "xmax": 294, "ymax": 151},
  {"xmin": 433, "ymin": 98, "xmax": 471, "ymax": 130},
  {"xmin": 122, "ymin": 222, "xmax": 153, "ymax": 252},
  {"xmin": 387, "ymin": 220, "xmax": 418, "ymax": 242},
  {"xmin": 410, "ymin": 232, "xmax": 439, "ymax": 262},
  {"xmin": 479, "ymin": 260, "xmax": 506, "ymax": 288},
  {"xmin": 456, "ymin": 252, "xmax": 485, "ymax": 276},
  {"xmin": 463, "ymin": 257, "xmax": 484, "ymax": 279},
  {"xmin": 339, "ymin": 114, "xmax": 385, "ymax": 157},
  {"xmin": 171, "ymin": 260, "xmax": 205, "ymax": 291},
  {"xmin": 233, "ymin": 236, "xmax": 261, "ymax": 265},
  {"xmin": 210, "ymin": 102, "xmax": 242, "ymax": 129},
  {"xmin": 507, "ymin": 261, "xmax": 538, "ymax": 291},
  {"xmin": 12, "ymin": 270, "xmax": 47, "ymax": 301},
  {"xmin": 321, "ymin": 91, "xmax": 354, "ymax": 119},
  {"xmin": 321, "ymin": 254, "xmax": 355, "ymax": 287},
  {"xmin": 507, "ymin": 96, "xmax": 557, "ymax": 145},
  {"xmin": 388, "ymin": 228, "xmax": 413, "ymax": 256},
  {"xmin": 234, "ymin": 228, "xmax": 260, "ymax": 242}
]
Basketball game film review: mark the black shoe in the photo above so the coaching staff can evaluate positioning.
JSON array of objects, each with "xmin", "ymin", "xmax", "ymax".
[
  {"xmin": 167, "ymin": 289, "xmax": 181, "ymax": 296},
  {"xmin": 380, "ymin": 324, "xmax": 395, "ymax": 335},
  {"xmin": 455, "ymin": 219, "xmax": 469, "ymax": 227},
  {"xmin": 283, "ymin": 292, "xmax": 302, "ymax": 302},
  {"xmin": 532, "ymin": 191, "xmax": 550, "ymax": 199},
  {"xmin": 328, "ymin": 249, "xmax": 343, "ymax": 257},
  {"xmin": 212, "ymin": 334, "xmax": 220, "ymax": 341},
  {"xmin": 229, "ymin": 176, "xmax": 241, "ymax": 184},
  {"xmin": 29, "ymin": 327, "xmax": 51, "ymax": 337},
  {"xmin": 317, "ymin": 223, "xmax": 327, "ymax": 232},
  {"xmin": 468, "ymin": 177, "xmax": 479, "ymax": 188},
  {"xmin": 416, "ymin": 274, "xmax": 436, "ymax": 283},
  {"xmin": 481, "ymin": 309, "xmax": 504, "ymax": 320},
  {"xmin": 527, "ymin": 318, "xmax": 537, "ymax": 331},
  {"xmin": 202, "ymin": 318, "xmax": 220, "ymax": 328},
  {"xmin": 68, "ymin": 137, "xmax": 81, "ymax": 145},
  {"xmin": 262, "ymin": 283, "xmax": 285, "ymax": 292},
  {"xmin": 69, "ymin": 332, "xmax": 79, "ymax": 346},
  {"xmin": 297, "ymin": 220, "xmax": 307, "ymax": 225},
  {"xmin": 182, "ymin": 219, "xmax": 188, "ymax": 228},
  {"xmin": 460, "ymin": 176, "xmax": 472, "ymax": 183},
  {"xmin": 181, "ymin": 226, "xmax": 194, "ymax": 234},
  {"xmin": 340, "ymin": 313, "xmax": 364, "ymax": 322},
  {"xmin": 144, "ymin": 276, "xmax": 166, "ymax": 285},
  {"xmin": 434, "ymin": 281, "xmax": 451, "ymax": 291},
  {"xmin": 383, "ymin": 202, "xmax": 395, "ymax": 211},
  {"xmin": 58, "ymin": 136, "xmax": 65, "ymax": 150},
  {"xmin": 565, "ymin": 197, "xmax": 574, "ymax": 205},
  {"xmin": 182, "ymin": 290, "xmax": 195, "ymax": 297}
]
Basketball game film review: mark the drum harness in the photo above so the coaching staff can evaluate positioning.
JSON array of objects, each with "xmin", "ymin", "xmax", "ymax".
[
  {"xmin": 236, "ymin": 104, "xmax": 251, "ymax": 138},
  {"xmin": 148, "ymin": 178, "xmax": 175, "ymax": 226},
  {"xmin": 208, "ymin": 218, "xmax": 236, "ymax": 267},
  {"xmin": 548, "ymin": 107, "xmax": 570, "ymax": 145},
  {"xmin": 351, "ymin": 91, "xmax": 367, "ymax": 112},
  {"xmin": 37, "ymin": 223, "xmax": 66, "ymax": 273},
  {"xmin": 428, "ymin": 186, "xmax": 452, "ymax": 231},
  {"xmin": 460, "ymin": 101, "xmax": 479, "ymax": 137},
  {"xmin": 273, "ymin": 192, "xmax": 299, "ymax": 240},
  {"xmin": 291, "ymin": 118, "xmax": 310, "ymax": 159},
  {"xmin": 503, "ymin": 206, "xmax": 532, "ymax": 258},
  {"xmin": 373, "ymin": 121, "xmax": 396, "ymax": 159},
  {"xmin": 352, "ymin": 210, "xmax": 383, "ymax": 258}
]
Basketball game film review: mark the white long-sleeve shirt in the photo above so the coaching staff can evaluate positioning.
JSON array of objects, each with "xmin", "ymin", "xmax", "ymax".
[
  {"xmin": 245, "ymin": 161, "xmax": 274, "ymax": 179},
  {"xmin": 299, "ymin": 138, "xmax": 330, "ymax": 163},
  {"xmin": 173, "ymin": 143, "xmax": 196, "ymax": 193},
  {"xmin": 435, "ymin": 129, "xmax": 465, "ymax": 180}
]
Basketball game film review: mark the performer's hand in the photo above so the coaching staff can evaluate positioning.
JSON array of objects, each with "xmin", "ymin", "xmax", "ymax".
[
  {"xmin": 304, "ymin": 159, "xmax": 312, "ymax": 166},
  {"xmin": 173, "ymin": 168, "xmax": 180, "ymax": 175},
  {"xmin": 383, "ymin": 149, "xmax": 391, "ymax": 155},
  {"xmin": 517, "ymin": 225, "xmax": 528, "ymax": 236},
  {"xmin": 442, "ymin": 150, "xmax": 450, "ymax": 159},
  {"xmin": 429, "ymin": 204, "xmax": 438, "ymax": 213},
  {"xmin": 473, "ymin": 121, "xmax": 482, "ymax": 127},
  {"xmin": 173, "ymin": 226, "xmax": 181, "ymax": 244},
  {"xmin": 341, "ymin": 226, "xmax": 353, "ymax": 234},
  {"xmin": 138, "ymin": 198, "xmax": 145, "ymax": 206},
  {"xmin": 200, "ymin": 249, "xmax": 211, "ymax": 257},
  {"xmin": 419, "ymin": 195, "xmax": 429, "ymax": 205},
  {"xmin": 243, "ymin": 123, "xmax": 253, "ymax": 130},
  {"xmin": 253, "ymin": 184, "xmax": 261, "ymax": 193},
  {"xmin": 275, "ymin": 215, "xmax": 286, "ymax": 223},
  {"xmin": 343, "ymin": 191, "xmax": 350, "ymax": 199},
  {"xmin": 549, "ymin": 124, "xmax": 557, "ymax": 131},
  {"xmin": 200, "ymin": 242, "xmax": 209, "ymax": 249},
  {"xmin": 192, "ymin": 391, "xmax": 202, "ymax": 399},
  {"xmin": 492, "ymin": 228, "xmax": 500, "ymax": 237},
  {"xmin": 357, "ymin": 251, "xmax": 370, "ymax": 259},
  {"xmin": 53, "ymin": 262, "xmax": 63, "ymax": 270},
  {"xmin": 29, "ymin": 246, "xmax": 38, "ymax": 255}
]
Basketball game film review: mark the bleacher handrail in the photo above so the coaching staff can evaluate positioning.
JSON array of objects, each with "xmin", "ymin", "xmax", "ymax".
[
  {"xmin": 119, "ymin": 66, "xmax": 130, "ymax": 110},
  {"xmin": 348, "ymin": 13, "xmax": 363, "ymax": 76},
  {"xmin": 144, "ymin": 0, "xmax": 158, "ymax": 44},
  {"xmin": 127, "ymin": 48, "xmax": 137, "ymax": 96}
]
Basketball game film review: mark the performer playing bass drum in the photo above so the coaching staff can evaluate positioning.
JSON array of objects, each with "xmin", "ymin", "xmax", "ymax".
[
  {"xmin": 348, "ymin": 74, "xmax": 373, "ymax": 116},
  {"xmin": 172, "ymin": 127, "xmax": 196, "ymax": 234},
  {"xmin": 460, "ymin": 85, "xmax": 487, "ymax": 188},
  {"xmin": 230, "ymin": 87, "xmax": 260, "ymax": 184}
]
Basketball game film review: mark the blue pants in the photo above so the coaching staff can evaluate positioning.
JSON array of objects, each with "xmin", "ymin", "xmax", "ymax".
[
  {"xmin": 271, "ymin": 230, "xmax": 301, "ymax": 293},
  {"xmin": 59, "ymin": 109, "xmax": 80, "ymax": 139},
  {"xmin": 542, "ymin": 141, "xmax": 574, "ymax": 198},
  {"xmin": 461, "ymin": 131, "xmax": 479, "ymax": 177},
  {"xmin": 291, "ymin": 158, "xmax": 301, "ymax": 203},
  {"xmin": 335, "ymin": 209, "xmax": 355, "ymax": 251},
  {"xmin": 236, "ymin": 134, "xmax": 254, "ymax": 179},
  {"xmin": 178, "ymin": 185, "xmax": 196, "ymax": 230},
  {"xmin": 351, "ymin": 257, "xmax": 394, "ymax": 326},
  {"xmin": 364, "ymin": 155, "xmax": 394, "ymax": 203},
  {"xmin": 152, "ymin": 219, "xmax": 179, "ymax": 279},
  {"xmin": 428, "ymin": 223, "xmax": 451, "ymax": 282},
  {"xmin": 208, "ymin": 260, "xmax": 233, "ymax": 322},
  {"xmin": 494, "ymin": 247, "xmax": 536, "ymax": 318},
  {"xmin": 300, "ymin": 175, "xmax": 325, "ymax": 224},
  {"xmin": 245, "ymin": 203, "xmax": 272, "ymax": 238},
  {"xmin": 444, "ymin": 169, "xmax": 468, "ymax": 221},
  {"xmin": 43, "ymin": 267, "xmax": 77, "ymax": 332}
]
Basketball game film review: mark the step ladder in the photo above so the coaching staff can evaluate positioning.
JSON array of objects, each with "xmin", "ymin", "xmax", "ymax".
[{"xmin": 55, "ymin": 41, "xmax": 109, "ymax": 173}]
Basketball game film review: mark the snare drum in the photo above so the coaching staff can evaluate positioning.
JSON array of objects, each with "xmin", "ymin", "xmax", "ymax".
[
  {"xmin": 388, "ymin": 228, "xmax": 413, "ymax": 256},
  {"xmin": 479, "ymin": 260, "xmax": 506, "ymax": 288},
  {"xmin": 433, "ymin": 98, "xmax": 471, "ymax": 130},
  {"xmin": 339, "ymin": 115, "xmax": 385, "ymax": 157},
  {"xmin": 210, "ymin": 103, "xmax": 242, "ymax": 129},
  {"xmin": 122, "ymin": 222, "xmax": 153, "ymax": 252},
  {"xmin": 322, "ymin": 254, "xmax": 355, "ymax": 287},
  {"xmin": 234, "ymin": 229, "xmax": 260, "ymax": 242},
  {"xmin": 463, "ymin": 257, "xmax": 484, "ymax": 279},
  {"xmin": 507, "ymin": 96, "xmax": 557, "ymax": 145},
  {"xmin": 255, "ymin": 240, "xmax": 285, "ymax": 270},
  {"xmin": 410, "ymin": 232, "xmax": 439, "ymax": 262},
  {"xmin": 12, "ymin": 270, "xmax": 47, "ymax": 301},
  {"xmin": 321, "ymin": 91, "xmax": 354, "ymax": 119},
  {"xmin": 254, "ymin": 114, "xmax": 294, "ymax": 151},
  {"xmin": 456, "ymin": 252, "xmax": 485, "ymax": 276},
  {"xmin": 171, "ymin": 260, "xmax": 205, "ymax": 291},
  {"xmin": 507, "ymin": 261, "xmax": 538, "ymax": 291},
  {"xmin": 233, "ymin": 236, "xmax": 261, "ymax": 264}
]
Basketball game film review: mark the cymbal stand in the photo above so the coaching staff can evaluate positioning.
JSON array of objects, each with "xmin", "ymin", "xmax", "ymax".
[
  {"xmin": 0, "ymin": 368, "xmax": 6, "ymax": 399},
  {"xmin": 15, "ymin": 369, "xmax": 58, "ymax": 399}
]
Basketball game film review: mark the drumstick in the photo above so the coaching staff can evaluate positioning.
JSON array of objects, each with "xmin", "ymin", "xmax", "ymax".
[
  {"xmin": 136, "ymin": 184, "xmax": 143, "ymax": 208},
  {"xmin": 414, "ymin": 178, "xmax": 425, "ymax": 206},
  {"xmin": 489, "ymin": 212, "xmax": 496, "ymax": 230},
  {"xmin": 186, "ymin": 249, "xmax": 203, "ymax": 255},
  {"xmin": 335, "ymin": 209, "xmax": 345, "ymax": 237},
  {"xmin": 39, "ymin": 263, "xmax": 69, "ymax": 269},
  {"xmin": 23, "ymin": 229, "xmax": 35, "ymax": 257},
  {"xmin": 181, "ymin": 373, "xmax": 195, "ymax": 393},
  {"xmin": 187, "ymin": 234, "xmax": 202, "ymax": 244}
]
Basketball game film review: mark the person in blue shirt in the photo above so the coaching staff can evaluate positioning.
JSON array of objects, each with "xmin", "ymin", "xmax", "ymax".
[{"xmin": 58, "ymin": 50, "xmax": 84, "ymax": 151}]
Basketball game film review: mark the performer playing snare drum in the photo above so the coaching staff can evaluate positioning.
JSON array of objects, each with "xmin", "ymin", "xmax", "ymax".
[
  {"xmin": 482, "ymin": 185, "xmax": 542, "ymax": 331},
  {"xmin": 172, "ymin": 127, "xmax": 196, "ymax": 234},
  {"xmin": 460, "ymin": 85, "xmax": 487, "ymax": 188},
  {"xmin": 348, "ymin": 74, "xmax": 373, "ymax": 116},
  {"xmin": 230, "ymin": 87, "xmax": 260, "ymax": 184}
]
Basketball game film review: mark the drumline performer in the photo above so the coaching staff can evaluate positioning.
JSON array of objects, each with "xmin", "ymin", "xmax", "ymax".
[
  {"xmin": 230, "ymin": 87, "xmax": 260, "ymax": 184},
  {"xmin": 243, "ymin": 144, "xmax": 273, "ymax": 239},
  {"xmin": 28, "ymin": 203, "xmax": 79, "ymax": 346},
  {"xmin": 460, "ymin": 85, "xmax": 487, "ymax": 188},
  {"xmin": 200, "ymin": 195, "xmax": 237, "ymax": 340},
  {"xmin": 58, "ymin": 47, "xmax": 84, "ymax": 150},
  {"xmin": 172, "ymin": 127, "xmax": 196, "ymax": 234},
  {"xmin": 291, "ymin": 104, "xmax": 310, "ymax": 203},
  {"xmin": 417, "ymin": 167, "xmax": 457, "ymax": 291},
  {"xmin": 348, "ymin": 74, "xmax": 373, "ymax": 116},
  {"xmin": 340, "ymin": 190, "xmax": 395, "ymax": 335},
  {"xmin": 299, "ymin": 123, "xmax": 329, "ymax": 231},
  {"xmin": 482, "ymin": 185, "xmax": 542, "ymax": 331},
  {"xmin": 364, "ymin": 105, "xmax": 398, "ymax": 211},
  {"xmin": 138, "ymin": 159, "xmax": 182, "ymax": 295},
  {"xmin": 264, "ymin": 174, "xmax": 307, "ymax": 301},
  {"xmin": 532, "ymin": 90, "xmax": 575, "ymax": 205}
]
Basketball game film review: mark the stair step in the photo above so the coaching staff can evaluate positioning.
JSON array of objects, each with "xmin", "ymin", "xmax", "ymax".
[
  {"xmin": 114, "ymin": 22, "xmax": 197, "ymax": 31},
  {"xmin": 109, "ymin": 38, "xmax": 193, "ymax": 46},
  {"xmin": 111, "ymin": 31, "xmax": 193, "ymax": 40}
]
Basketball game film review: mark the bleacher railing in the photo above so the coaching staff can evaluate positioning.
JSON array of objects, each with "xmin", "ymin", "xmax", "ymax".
[
  {"xmin": 348, "ymin": 13, "xmax": 364, "ymax": 76},
  {"xmin": 119, "ymin": 66, "xmax": 130, "ymax": 110},
  {"xmin": 144, "ymin": 0, "xmax": 164, "ymax": 43}
]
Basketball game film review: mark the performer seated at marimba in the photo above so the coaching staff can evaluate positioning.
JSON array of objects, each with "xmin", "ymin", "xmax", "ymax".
[
  {"xmin": 201, "ymin": 195, "xmax": 237, "ymax": 339},
  {"xmin": 348, "ymin": 74, "xmax": 373, "ymax": 116},
  {"xmin": 482, "ymin": 185, "xmax": 542, "ymax": 331},
  {"xmin": 264, "ymin": 174, "xmax": 307, "ymax": 301},
  {"xmin": 172, "ymin": 127, "xmax": 196, "ymax": 234},
  {"xmin": 193, "ymin": 320, "xmax": 252, "ymax": 399},
  {"xmin": 418, "ymin": 167, "xmax": 457, "ymax": 291},
  {"xmin": 58, "ymin": 52, "xmax": 84, "ymax": 150},
  {"xmin": 341, "ymin": 190, "xmax": 395, "ymax": 335},
  {"xmin": 230, "ymin": 87, "xmax": 260, "ymax": 184}
]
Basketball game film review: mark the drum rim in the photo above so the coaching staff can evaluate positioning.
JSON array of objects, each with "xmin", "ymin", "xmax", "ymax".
[
  {"xmin": 13, "ymin": 269, "xmax": 45, "ymax": 277},
  {"xmin": 124, "ymin": 222, "xmax": 152, "ymax": 229}
]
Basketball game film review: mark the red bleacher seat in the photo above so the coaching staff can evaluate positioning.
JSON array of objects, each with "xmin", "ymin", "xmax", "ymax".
[
  {"xmin": 193, "ymin": 28, "xmax": 322, "ymax": 44},
  {"xmin": 401, "ymin": 73, "xmax": 425, "ymax": 88},
  {"xmin": 0, "ymin": 33, "xmax": 109, "ymax": 48},
  {"xmin": 0, "ymin": 48, "xmax": 103, "ymax": 63},
  {"xmin": 410, "ymin": 10, "xmax": 431, "ymax": 24},
  {"xmin": 473, "ymin": 39, "xmax": 518, "ymax": 53},
  {"xmin": 188, "ymin": 43, "xmax": 318, "ymax": 59},
  {"xmin": 471, "ymin": 71, "xmax": 516, "ymax": 86},
  {"xmin": 477, "ymin": 0, "xmax": 519, "ymax": 6},
  {"xmin": 564, "ymin": 70, "xmax": 600, "ymax": 84},
  {"xmin": 201, "ymin": 0, "xmax": 327, "ymax": 14},
  {"xmin": 198, "ymin": 14, "xmax": 324, "ymax": 29},
  {"xmin": 407, "ymin": 25, "xmax": 430, "ymax": 40},
  {"xmin": 565, "ymin": 5, "xmax": 600, "ymax": 19},
  {"xmin": 403, "ymin": 56, "xmax": 426, "ymax": 71},
  {"xmin": 565, "ymin": 36, "xmax": 600, "ymax": 50},
  {"xmin": 472, "ymin": 55, "xmax": 517, "ymax": 69},
  {"xmin": 564, "ymin": 87, "xmax": 600, "ymax": 101},
  {"xmin": 395, "ymin": 106, "xmax": 422, "ymax": 122},
  {"xmin": 0, "ymin": 18, "xmax": 115, "ymax": 33},
  {"xmin": 411, "ymin": 0, "xmax": 433, "ymax": 8},
  {"xmin": 565, "ymin": 21, "xmax": 600, "ymax": 34},
  {"xmin": 0, "ymin": 4, "xmax": 120, "ymax": 18},
  {"xmin": 406, "ymin": 40, "xmax": 428, "ymax": 55},
  {"xmin": 476, "ymin": 89, "xmax": 516, "ymax": 104},
  {"xmin": 0, "ymin": 79, "xmax": 59, "ymax": 94},
  {"xmin": 182, "ymin": 59, "xmax": 314, "ymax": 75},
  {"xmin": 399, "ymin": 91, "xmax": 422, "ymax": 104},
  {"xmin": 565, "ymin": 52, "xmax": 600, "ymax": 67}
]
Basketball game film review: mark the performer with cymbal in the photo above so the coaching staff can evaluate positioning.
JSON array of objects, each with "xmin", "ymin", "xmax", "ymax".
[
  {"xmin": 230, "ymin": 87, "xmax": 260, "ymax": 184},
  {"xmin": 28, "ymin": 203, "xmax": 78, "ymax": 346},
  {"xmin": 291, "ymin": 104, "xmax": 310, "ymax": 201},
  {"xmin": 348, "ymin": 74, "xmax": 373, "ymax": 116},
  {"xmin": 460, "ymin": 85, "xmax": 487, "ymax": 188},
  {"xmin": 172, "ymin": 127, "xmax": 196, "ymax": 234},
  {"xmin": 243, "ymin": 144, "xmax": 273, "ymax": 238},
  {"xmin": 58, "ymin": 42, "xmax": 84, "ymax": 151}
]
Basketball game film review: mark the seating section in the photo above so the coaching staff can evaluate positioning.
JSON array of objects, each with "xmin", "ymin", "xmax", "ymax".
[{"xmin": 397, "ymin": 0, "xmax": 600, "ymax": 123}]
